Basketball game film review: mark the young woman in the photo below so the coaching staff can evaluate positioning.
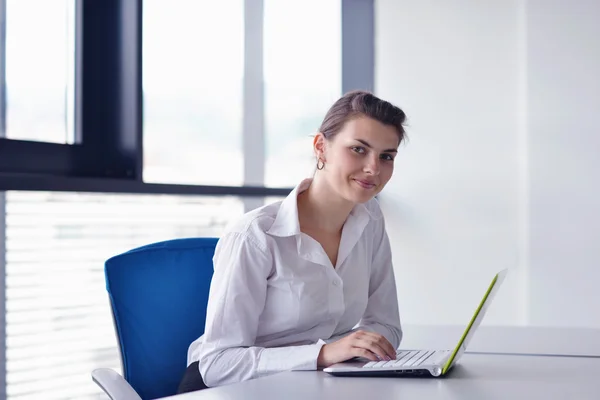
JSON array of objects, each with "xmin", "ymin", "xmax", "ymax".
[{"xmin": 178, "ymin": 90, "xmax": 407, "ymax": 392}]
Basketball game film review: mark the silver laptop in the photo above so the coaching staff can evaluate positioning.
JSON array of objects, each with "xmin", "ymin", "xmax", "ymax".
[{"xmin": 323, "ymin": 269, "xmax": 507, "ymax": 378}]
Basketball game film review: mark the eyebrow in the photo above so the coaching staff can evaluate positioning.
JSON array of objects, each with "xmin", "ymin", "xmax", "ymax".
[{"xmin": 355, "ymin": 139, "xmax": 398, "ymax": 153}]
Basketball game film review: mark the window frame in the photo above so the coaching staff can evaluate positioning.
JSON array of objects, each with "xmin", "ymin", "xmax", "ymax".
[
  {"xmin": 0, "ymin": 0, "xmax": 7, "ymax": 397},
  {"xmin": 0, "ymin": 1, "xmax": 143, "ymax": 181}
]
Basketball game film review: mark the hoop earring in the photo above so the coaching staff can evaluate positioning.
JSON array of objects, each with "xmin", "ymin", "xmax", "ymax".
[{"xmin": 316, "ymin": 158, "xmax": 325, "ymax": 170}]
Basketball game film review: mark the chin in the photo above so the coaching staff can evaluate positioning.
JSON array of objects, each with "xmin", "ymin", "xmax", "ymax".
[
  {"xmin": 354, "ymin": 193, "xmax": 377, "ymax": 204},
  {"xmin": 346, "ymin": 185, "xmax": 379, "ymax": 204}
]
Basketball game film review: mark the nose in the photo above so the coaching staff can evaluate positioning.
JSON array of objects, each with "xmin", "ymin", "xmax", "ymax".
[{"xmin": 363, "ymin": 155, "xmax": 380, "ymax": 175}]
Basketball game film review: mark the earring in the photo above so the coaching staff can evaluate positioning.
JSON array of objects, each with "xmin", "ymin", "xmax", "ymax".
[{"xmin": 316, "ymin": 158, "xmax": 325, "ymax": 170}]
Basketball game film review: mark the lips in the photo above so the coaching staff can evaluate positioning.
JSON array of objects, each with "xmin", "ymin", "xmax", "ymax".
[{"xmin": 354, "ymin": 179, "xmax": 377, "ymax": 189}]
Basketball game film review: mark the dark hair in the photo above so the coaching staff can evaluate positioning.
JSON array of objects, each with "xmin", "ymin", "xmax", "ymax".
[{"xmin": 318, "ymin": 90, "xmax": 407, "ymax": 144}]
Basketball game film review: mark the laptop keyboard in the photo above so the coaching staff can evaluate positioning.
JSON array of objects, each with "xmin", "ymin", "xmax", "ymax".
[{"xmin": 362, "ymin": 350, "xmax": 450, "ymax": 369}]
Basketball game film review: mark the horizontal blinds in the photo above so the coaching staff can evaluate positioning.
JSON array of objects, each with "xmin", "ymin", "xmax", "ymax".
[{"xmin": 4, "ymin": 191, "xmax": 243, "ymax": 399}]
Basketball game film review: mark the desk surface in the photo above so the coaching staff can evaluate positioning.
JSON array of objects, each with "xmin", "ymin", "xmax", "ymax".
[
  {"xmin": 401, "ymin": 324, "xmax": 600, "ymax": 356},
  {"xmin": 164, "ymin": 353, "xmax": 600, "ymax": 400}
]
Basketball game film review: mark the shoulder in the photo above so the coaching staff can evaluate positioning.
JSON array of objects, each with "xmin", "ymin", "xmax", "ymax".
[
  {"xmin": 217, "ymin": 200, "xmax": 283, "ymax": 255},
  {"xmin": 360, "ymin": 197, "xmax": 389, "ymax": 248},
  {"xmin": 364, "ymin": 197, "xmax": 385, "ymax": 221},
  {"xmin": 360, "ymin": 197, "xmax": 386, "ymax": 236}
]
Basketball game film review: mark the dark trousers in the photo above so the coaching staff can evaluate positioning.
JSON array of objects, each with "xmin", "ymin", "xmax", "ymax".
[{"xmin": 177, "ymin": 361, "xmax": 208, "ymax": 394}]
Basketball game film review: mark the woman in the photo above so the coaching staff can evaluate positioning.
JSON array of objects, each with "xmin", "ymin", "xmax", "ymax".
[{"xmin": 178, "ymin": 90, "xmax": 407, "ymax": 392}]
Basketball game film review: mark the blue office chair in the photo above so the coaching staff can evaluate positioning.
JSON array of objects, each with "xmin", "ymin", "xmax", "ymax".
[{"xmin": 92, "ymin": 237, "xmax": 218, "ymax": 400}]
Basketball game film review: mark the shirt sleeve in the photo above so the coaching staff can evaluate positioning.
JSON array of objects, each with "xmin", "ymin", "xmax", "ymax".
[
  {"xmin": 324, "ymin": 218, "xmax": 403, "ymax": 348},
  {"xmin": 358, "ymin": 217, "xmax": 403, "ymax": 348},
  {"xmin": 197, "ymin": 232, "xmax": 325, "ymax": 387}
]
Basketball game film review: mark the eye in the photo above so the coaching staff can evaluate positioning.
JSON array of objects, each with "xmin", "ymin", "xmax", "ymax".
[
  {"xmin": 351, "ymin": 146, "xmax": 366, "ymax": 154},
  {"xmin": 380, "ymin": 153, "xmax": 395, "ymax": 161}
]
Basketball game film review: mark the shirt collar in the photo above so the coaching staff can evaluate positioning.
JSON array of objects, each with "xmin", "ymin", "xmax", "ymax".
[{"xmin": 266, "ymin": 178, "xmax": 380, "ymax": 238}]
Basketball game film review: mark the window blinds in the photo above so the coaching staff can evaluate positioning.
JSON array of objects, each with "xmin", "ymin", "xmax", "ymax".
[{"xmin": 4, "ymin": 191, "xmax": 243, "ymax": 399}]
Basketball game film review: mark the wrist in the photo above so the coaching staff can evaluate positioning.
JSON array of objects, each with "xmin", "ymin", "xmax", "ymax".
[{"xmin": 317, "ymin": 344, "xmax": 329, "ymax": 368}]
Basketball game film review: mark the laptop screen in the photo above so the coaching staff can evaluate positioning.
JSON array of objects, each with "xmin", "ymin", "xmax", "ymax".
[{"xmin": 441, "ymin": 269, "xmax": 508, "ymax": 374}]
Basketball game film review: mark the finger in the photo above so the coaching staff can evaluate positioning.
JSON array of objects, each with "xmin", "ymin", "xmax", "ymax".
[
  {"xmin": 379, "ymin": 338, "xmax": 397, "ymax": 360},
  {"xmin": 354, "ymin": 338, "xmax": 391, "ymax": 361},
  {"xmin": 351, "ymin": 347, "xmax": 379, "ymax": 362},
  {"xmin": 359, "ymin": 332, "xmax": 396, "ymax": 359}
]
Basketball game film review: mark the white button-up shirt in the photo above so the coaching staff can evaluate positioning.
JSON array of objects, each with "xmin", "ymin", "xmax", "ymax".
[{"xmin": 188, "ymin": 179, "xmax": 402, "ymax": 387}]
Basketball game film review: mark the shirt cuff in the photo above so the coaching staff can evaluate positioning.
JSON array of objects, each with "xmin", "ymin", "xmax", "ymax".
[{"xmin": 256, "ymin": 342, "xmax": 325, "ymax": 377}]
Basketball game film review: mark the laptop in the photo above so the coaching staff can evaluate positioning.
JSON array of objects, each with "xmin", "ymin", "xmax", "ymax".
[{"xmin": 323, "ymin": 269, "xmax": 508, "ymax": 378}]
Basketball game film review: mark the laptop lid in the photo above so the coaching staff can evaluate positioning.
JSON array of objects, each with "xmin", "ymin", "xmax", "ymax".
[{"xmin": 441, "ymin": 269, "xmax": 508, "ymax": 374}]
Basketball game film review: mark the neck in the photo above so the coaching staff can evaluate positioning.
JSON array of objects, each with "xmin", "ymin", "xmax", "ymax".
[{"xmin": 297, "ymin": 176, "xmax": 355, "ymax": 234}]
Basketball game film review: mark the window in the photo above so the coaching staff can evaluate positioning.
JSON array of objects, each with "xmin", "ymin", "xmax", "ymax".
[
  {"xmin": 142, "ymin": 0, "xmax": 245, "ymax": 186},
  {"xmin": 142, "ymin": 0, "xmax": 342, "ymax": 188},
  {"xmin": 4, "ymin": 191, "xmax": 245, "ymax": 399},
  {"xmin": 0, "ymin": 0, "xmax": 372, "ymax": 186},
  {"xmin": 4, "ymin": 0, "xmax": 76, "ymax": 144},
  {"xmin": 263, "ymin": 0, "xmax": 342, "ymax": 187}
]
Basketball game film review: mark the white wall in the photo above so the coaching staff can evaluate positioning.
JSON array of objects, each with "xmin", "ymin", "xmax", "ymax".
[
  {"xmin": 526, "ymin": 0, "xmax": 600, "ymax": 327},
  {"xmin": 376, "ymin": 0, "xmax": 600, "ymax": 328}
]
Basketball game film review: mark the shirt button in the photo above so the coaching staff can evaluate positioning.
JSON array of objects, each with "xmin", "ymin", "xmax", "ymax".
[{"xmin": 332, "ymin": 280, "xmax": 341, "ymax": 286}]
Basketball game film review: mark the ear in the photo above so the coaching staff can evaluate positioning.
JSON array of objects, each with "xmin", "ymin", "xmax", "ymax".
[{"xmin": 313, "ymin": 132, "xmax": 327, "ymax": 161}]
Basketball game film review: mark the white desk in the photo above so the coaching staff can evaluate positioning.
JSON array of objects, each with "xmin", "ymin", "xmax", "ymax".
[
  {"xmin": 163, "ymin": 353, "xmax": 600, "ymax": 400},
  {"xmin": 401, "ymin": 324, "xmax": 600, "ymax": 357}
]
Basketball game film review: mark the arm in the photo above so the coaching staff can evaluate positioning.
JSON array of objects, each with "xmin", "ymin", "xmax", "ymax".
[
  {"xmin": 323, "ymin": 218, "xmax": 402, "ymax": 348},
  {"xmin": 357, "ymin": 217, "xmax": 402, "ymax": 348},
  {"xmin": 197, "ymin": 232, "xmax": 324, "ymax": 387}
]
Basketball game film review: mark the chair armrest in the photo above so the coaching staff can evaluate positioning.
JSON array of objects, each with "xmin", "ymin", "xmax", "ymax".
[{"xmin": 92, "ymin": 368, "xmax": 142, "ymax": 400}]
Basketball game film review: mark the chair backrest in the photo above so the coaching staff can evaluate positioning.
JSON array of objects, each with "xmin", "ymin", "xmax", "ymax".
[{"xmin": 104, "ymin": 237, "xmax": 217, "ymax": 400}]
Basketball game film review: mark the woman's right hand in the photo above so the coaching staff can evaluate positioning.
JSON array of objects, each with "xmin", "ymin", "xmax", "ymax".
[{"xmin": 317, "ymin": 330, "xmax": 397, "ymax": 368}]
